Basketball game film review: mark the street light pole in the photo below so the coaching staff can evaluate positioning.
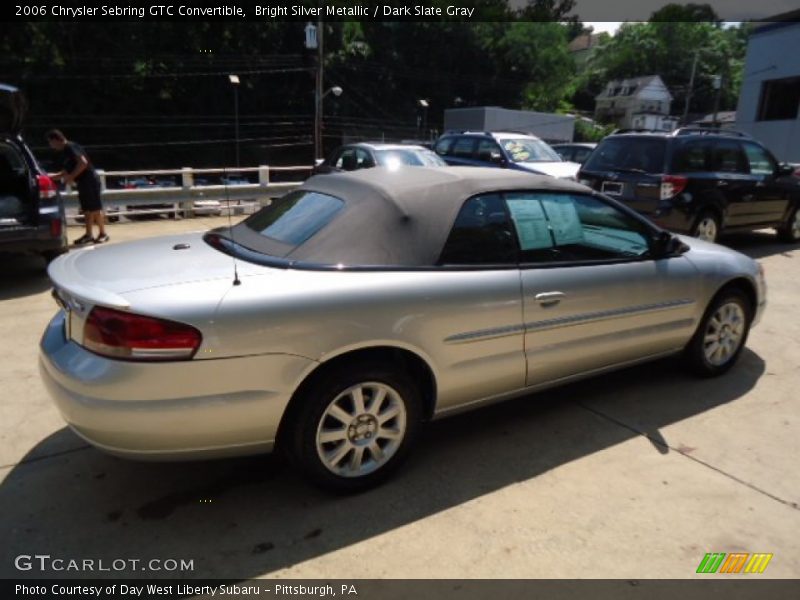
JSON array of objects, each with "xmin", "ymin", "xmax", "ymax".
[
  {"xmin": 418, "ymin": 99, "xmax": 429, "ymax": 141},
  {"xmin": 229, "ymin": 74, "xmax": 240, "ymax": 167},
  {"xmin": 314, "ymin": 16, "xmax": 324, "ymax": 161}
]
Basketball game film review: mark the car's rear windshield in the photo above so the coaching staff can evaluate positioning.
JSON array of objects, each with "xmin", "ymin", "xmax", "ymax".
[
  {"xmin": 582, "ymin": 137, "xmax": 667, "ymax": 174},
  {"xmin": 375, "ymin": 149, "xmax": 446, "ymax": 167},
  {"xmin": 244, "ymin": 190, "xmax": 343, "ymax": 245}
]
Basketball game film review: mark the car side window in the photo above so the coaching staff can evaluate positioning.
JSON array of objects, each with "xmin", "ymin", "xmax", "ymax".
[
  {"xmin": 476, "ymin": 139, "xmax": 502, "ymax": 162},
  {"xmin": 672, "ymin": 140, "xmax": 709, "ymax": 172},
  {"xmin": 709, "ymin": 140, "xmax": 747, "ymax": 174},
  {"xmin": 573, "ymin": 148, "xmax": 592, "ymax": 163},
  {"xmin": 451, "ymin": 137, "xmax": 477, "ymax": 159},
  {"xmin": 438, "ymin": 194, "xmax": 517, "ymax": 265},
  {"xmin": 335, "ymin": 148, "xmax": 359, "ymax": 171},
  {"xmin": 355, "ymin": 148, "xmax": 374, "ymax": 169},
  {"xmin": 506, "ymin": 192, "xmax": 652, "ymax": 264},
  {"xmin": 434, "ymin": 137, "xmax": 453, "ymax": 156},
  {"xmin": 741, "ymin": 142, "xmax": 776, "ymax": 176}
]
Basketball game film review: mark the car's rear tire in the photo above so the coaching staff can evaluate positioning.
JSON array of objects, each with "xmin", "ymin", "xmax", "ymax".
[
  {"xmin": 776, "ymin": 204, "xmax": 800, "ymax": 243},
  {"xmin": 691, "ymin": 211, "xmax": 721, "ymax": 243},
  {"xmin": 41, "ymin": 249, "xmax": 66, "ymax": 265},
  {"xmin": 286, "ymin": 363, "xmax": 422, "ymax": 492},
  {"xmin": 684, "ymin": 288, "xmax": 751, "ymax": 377}
]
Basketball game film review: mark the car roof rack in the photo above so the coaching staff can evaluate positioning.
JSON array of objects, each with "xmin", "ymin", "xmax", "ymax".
[
  {"xmin": 442, "ymin": 130, "xmax": 492, "ymax": 136},
  {"xmin": 672, "ymin": 126, "xmax": 753, "ymax": 139},
  {"xmin": 610, "ymin": 128, "xmax": 668, "ymax": 135},
  {"xmin": 442, "ymin": 130, "xmax": 541, "ymax": 138}
]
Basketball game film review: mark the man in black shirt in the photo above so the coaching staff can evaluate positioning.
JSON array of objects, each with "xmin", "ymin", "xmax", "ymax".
[{"xmin": 46, "ymin": 129, "xmax": 108, "ymax": 244}]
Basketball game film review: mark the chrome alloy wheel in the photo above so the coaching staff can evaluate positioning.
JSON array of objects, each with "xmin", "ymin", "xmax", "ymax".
[
  {"xmin": 316, "ymin": 382, "xmax": 407, "ymax": 478},
  {"xmin": 703, "ymin": 302, "xmax": 746, "ymax": 366},
  {"xmin": 695, "ymin": 216, "xmax": 718, "ymax": 242}
]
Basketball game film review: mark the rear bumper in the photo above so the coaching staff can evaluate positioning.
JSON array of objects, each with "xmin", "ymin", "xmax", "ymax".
[
  {"xmin": 0, "ymin": 222, "xmax": 67, "ymax": 254},
  {"xmin": 39, "ymin": 310, "xmax": 316, "ymax": 460}
]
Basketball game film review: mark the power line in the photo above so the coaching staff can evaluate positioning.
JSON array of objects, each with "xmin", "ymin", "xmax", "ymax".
[{"xmin": 19, "ymin": 67, "xmax": 312, "ymax": 81}]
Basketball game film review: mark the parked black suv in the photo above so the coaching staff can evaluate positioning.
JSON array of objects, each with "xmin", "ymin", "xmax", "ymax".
[
  {"xmin": 1, "ymin": 84, "xmax": 67, "ymax": 264},
  {"xmin": 578, "ymin": 127, "xmax": 800, "ymax": 243}
]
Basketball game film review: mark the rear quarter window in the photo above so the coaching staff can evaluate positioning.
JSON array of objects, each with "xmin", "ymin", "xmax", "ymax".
[{"xmin": 245, "ymin": 191, "xmax": 343, "ymax": 246}]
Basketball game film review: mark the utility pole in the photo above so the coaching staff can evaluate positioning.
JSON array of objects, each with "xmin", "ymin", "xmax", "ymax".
[{"xmin": 682, "ymin": 53, "xmax": 699, "ymax": 125}]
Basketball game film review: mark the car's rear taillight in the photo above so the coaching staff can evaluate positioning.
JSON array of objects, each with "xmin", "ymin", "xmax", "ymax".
[
  {"xmin": 660, "ymin": 175, "xmax": 688, "ymax": 200},
  {"xmin": 49, "ymin": 218, "xmax": 62, "ymax": 239},
  {"xmin": 37, "ymin": 174, "xmax": 58, "ymax": 199},
  {"xmin": 83, "ymin": 306, "xmax": 202, "ymax": 361}
]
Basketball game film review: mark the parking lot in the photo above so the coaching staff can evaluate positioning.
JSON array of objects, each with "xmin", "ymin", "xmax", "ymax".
[{"xmin": 1, "ymin": 217, "xmax": 798, "ymax": 579}]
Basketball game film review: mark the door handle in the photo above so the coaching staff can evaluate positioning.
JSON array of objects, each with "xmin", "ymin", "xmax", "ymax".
[
  {"xmin": 755, "ymin": 181, "xmax": 766, "ymax": 188},
  {"xmin": 717, "ymin": 180, "xmax": 728, "ymax": 187},
  {"xmin": 535, "ymin": 291, "xmax": 565, "ymax": 306}
]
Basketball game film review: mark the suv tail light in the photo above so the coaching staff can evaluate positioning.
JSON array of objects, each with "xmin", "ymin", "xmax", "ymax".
[
  {"xmin": 660, "ymin": 175, "xmax": 688, "ymax": 200},
  {"xmin": 37, "ymin": 174, "xmax": 58, "ymax": 199},
  {"xmin": 83, "ymin": 306, "xmax": 202, "ymax": 361},
  {"xmin": 49, "ymin": 218, "xmax": 62, "ymax": 239}
]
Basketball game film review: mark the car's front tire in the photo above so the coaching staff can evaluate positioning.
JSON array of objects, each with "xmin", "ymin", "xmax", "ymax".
[
  {"xmin": 776, "ymin": 204, "xmax": 800, "ymax": 243},
  {"xmin": 685, "ymin": 288, "xmax": 751, "ymax": 377},
  {"xmin": 287, "ymin": 363, "xmax": 422, "ymax": 492}
]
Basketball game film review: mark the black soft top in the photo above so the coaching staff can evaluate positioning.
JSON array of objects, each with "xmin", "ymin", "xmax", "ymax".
[{"xmin": 225, "ymin": 166, "xmax": 589, "ymax": 267}]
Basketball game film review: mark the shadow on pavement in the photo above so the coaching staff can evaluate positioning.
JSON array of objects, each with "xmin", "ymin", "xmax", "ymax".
[
  {"xmin": 0, "ymin": 253, "xmax": 52, "ymax": 300},
  {"xmin": 720, "ymin": 231, "xmax": 797, "ymax": 260},
  {"xmin": 0, "ymin": 349, "xmax": 764, "ymax": 579}
]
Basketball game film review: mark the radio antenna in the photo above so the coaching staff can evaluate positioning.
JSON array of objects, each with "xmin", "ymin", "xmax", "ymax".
[{"xmin": 223, "ymin": 166, "xmax": 241, "ymax": 286}]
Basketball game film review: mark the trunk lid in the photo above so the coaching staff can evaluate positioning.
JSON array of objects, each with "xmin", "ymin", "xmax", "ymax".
[
  {"xmin": 579, "ymin": 135, "xmax": 669, "ymax": 218},
  {"xmin": 578, "ymin": 168, "xmax": 664, "ymax": 218},
  {"xmin": 0, "ymin": 84, "xmax": 25, "ymax": 134},
  {"xmin": 47, "ymin": 232, "xmax": 263, "ymax": 303}
]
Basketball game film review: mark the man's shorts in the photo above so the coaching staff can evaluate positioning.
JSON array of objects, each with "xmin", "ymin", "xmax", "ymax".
[{"xmin": 76, "ymin": 174, "xmax": 103, "ymax": 212}]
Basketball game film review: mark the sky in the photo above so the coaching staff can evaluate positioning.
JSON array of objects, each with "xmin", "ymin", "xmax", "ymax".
[
  {"xmin": 583, "ymin": 21, "xmax": 743, "ymax": 36},
  {"xmin": 585, "ymin": 22, "xmax": 623, "ymax": 35}
]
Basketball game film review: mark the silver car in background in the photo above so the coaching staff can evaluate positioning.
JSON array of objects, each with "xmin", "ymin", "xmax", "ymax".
[{"xmin": 40, "ymin": 167, "xmax": 766, "ymax": 491}]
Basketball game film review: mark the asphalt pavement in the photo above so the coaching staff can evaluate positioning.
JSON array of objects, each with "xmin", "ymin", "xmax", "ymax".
[{"xmin": 0, "ymin": 217, "xmax": 797, "ymax": 579}]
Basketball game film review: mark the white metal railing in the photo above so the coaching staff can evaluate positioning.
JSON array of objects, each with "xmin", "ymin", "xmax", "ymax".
[{"xmin": 61, "ymin": 165, "xmax": 312, "ymax": 221}]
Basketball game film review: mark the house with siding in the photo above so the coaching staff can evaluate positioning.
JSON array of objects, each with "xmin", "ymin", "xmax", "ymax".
[{"xmin": 594, "ymin": 75, "xmax": 677, "ymax": 131}]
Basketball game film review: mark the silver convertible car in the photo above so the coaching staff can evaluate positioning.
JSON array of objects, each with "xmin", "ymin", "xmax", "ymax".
[{"xmin": 40, "ymin": 167, "xmax": 766, "ymax": 491}]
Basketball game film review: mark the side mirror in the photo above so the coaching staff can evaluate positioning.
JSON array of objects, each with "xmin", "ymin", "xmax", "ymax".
[
  {"xmin": 489, "ymin": 151, "xmax": 506, "ymax": 166},
  {"xmin": 777, "ymin": 162, "xmax": 795, "ymax": 177},
  {"xmin": 651, "ymin": 230, "xmax": 677, "ymax": 257}
]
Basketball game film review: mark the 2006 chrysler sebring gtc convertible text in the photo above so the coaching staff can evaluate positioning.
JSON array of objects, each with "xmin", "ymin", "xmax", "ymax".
[{"xmin": 39, "ymin": 167, "xmax": 766, "ymax": 491}]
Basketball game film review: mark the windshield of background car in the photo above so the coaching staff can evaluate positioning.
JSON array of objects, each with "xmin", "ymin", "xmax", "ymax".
[
  {"xmin": 244, "ymin": 190, "xmax": 343, "ymax": 245},
  {"xmin": 501, "ymin": 138, "xmax": 562, "ymax": 163},
  {"xmin": 583, "ymin": 137, "xmax": 667, "ymax": 173},
  {"xmin": 375, "ymin": 149, "xmax": 446, "ymax": 167}
]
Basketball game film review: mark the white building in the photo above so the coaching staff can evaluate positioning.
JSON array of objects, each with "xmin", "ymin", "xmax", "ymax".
[
  {"xmin": 736, "ymin": 14, "xmax": 800, "ymax": 162},
  {"xmin": 443, "ymin": 106, "xmax": 575, "ymax": 143},
  {"xmin": 595, "ymin": 75, "xmax": 677, "ymax": 131}
]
